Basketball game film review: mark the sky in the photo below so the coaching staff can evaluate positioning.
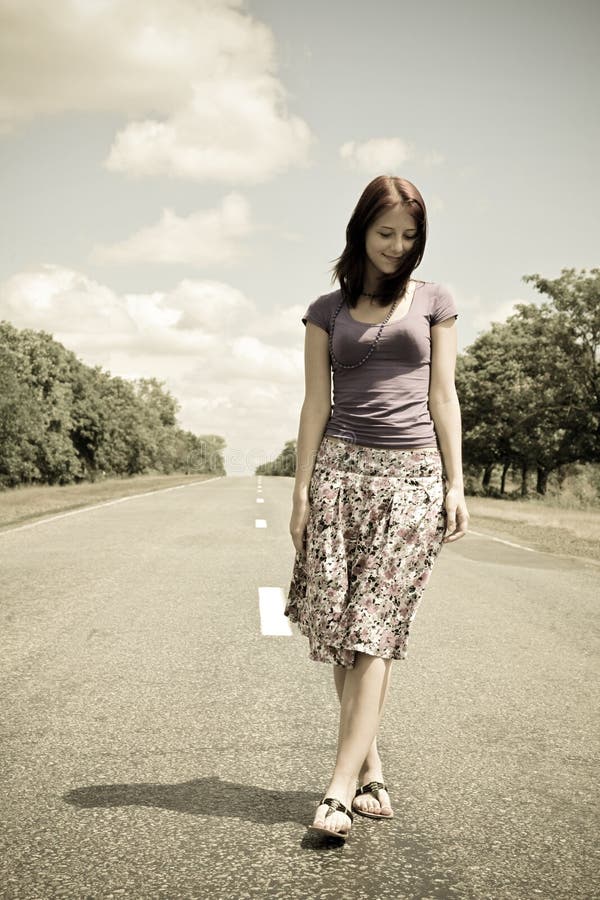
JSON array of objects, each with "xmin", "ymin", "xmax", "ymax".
[{"xmin": 0, "ymin": 0, "xmax": 598, "ymax": 475}]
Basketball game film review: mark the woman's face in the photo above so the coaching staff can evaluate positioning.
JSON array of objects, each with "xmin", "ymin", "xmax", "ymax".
[{"xmin": 364, "ymin": 203, "xmax": 418, "ymax": 279}]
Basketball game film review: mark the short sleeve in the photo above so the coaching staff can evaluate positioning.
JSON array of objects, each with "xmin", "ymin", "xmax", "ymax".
[
  {"xmin": 430, "ymin": 284, "xmax": 459, "ymax": 325},
  {"xmin": 302, "ymin": 294, "xmax": 333, "ymax": 334}
]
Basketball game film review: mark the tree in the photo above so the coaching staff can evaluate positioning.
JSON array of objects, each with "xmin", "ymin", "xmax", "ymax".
[
  {"xmin": 457, "ymin": 267, "xmax": 600, "ymax": 495},
  {"xmin": 256, "ymin": 440, "xmax": 297, "ymax": 476},
  {"xmin": 0, "ymin": 320, "xmax": 227, "ymax": 485}
]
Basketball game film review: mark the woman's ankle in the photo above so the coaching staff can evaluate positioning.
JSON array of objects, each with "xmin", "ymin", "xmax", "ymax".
[
  {"xmin": 323, "ymin": 773, "xmax": 358, "ymax": 808},
  {"xmin": 359, "ymin": 751, "xmax": 383, "ymax": 782}
]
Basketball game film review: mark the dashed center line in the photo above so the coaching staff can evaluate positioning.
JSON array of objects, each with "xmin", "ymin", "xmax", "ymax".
[
  {"xmin": 258, "ymin": 587, "xmax": 292, "ymax": 635},
  {"xmin": 255, "ymin": 519, "xmax": 267, "ymax": 528}
]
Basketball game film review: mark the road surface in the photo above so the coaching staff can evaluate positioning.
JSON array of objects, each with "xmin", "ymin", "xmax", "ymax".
[{"xmin": 0, "ymin": 476, "xmax": 598, "ymax": 899}]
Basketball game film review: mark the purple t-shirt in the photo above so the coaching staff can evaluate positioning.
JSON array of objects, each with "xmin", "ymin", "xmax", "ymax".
[{"xmin": 302, "ymin": 280, "xmax": 458, "ymax": 448}]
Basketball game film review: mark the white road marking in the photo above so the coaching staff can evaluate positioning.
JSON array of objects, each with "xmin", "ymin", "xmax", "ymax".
[
  {"xmin": 255, "ymin": 519, "xmax": 267, "ymax": 528},
  {"xmin": 467, "ymin": 528, "xmax": 536, "ymax": 552},
  {"xmin": 256, "ymin": 498, "xmax": 264, "ymax": 503},
  {"xmin": 0, "ymin": 477, "xmax": 223, "ymax": 536},
  {"xmin": 258, "ymin": 586, "xmax": 292, "ymax": 635}
]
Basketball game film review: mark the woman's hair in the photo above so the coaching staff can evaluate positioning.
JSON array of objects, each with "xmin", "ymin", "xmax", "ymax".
[{"xmin": 331, "ymin": 175, "xmax": 428, "ymax": 307}]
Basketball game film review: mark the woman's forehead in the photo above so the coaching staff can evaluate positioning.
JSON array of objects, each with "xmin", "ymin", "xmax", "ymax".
[{"xmin": 373, "ymin": 204, "xmax": 416, "ymax": 229}]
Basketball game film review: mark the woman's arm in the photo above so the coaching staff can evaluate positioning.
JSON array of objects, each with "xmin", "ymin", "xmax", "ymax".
[
  {"xmin": 428, "ymin": 317, "xmax": 469, "ymax": 542},
  {"xmin": 293, "ymin": 321, "xmax": 332, "ymax": 497},
  {"xmin": 290, "ymin": 322, "xmax": 332, "ymax": 550}
]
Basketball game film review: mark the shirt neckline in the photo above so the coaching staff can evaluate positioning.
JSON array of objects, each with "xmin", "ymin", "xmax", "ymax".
[{"xmin": 342, "ymin": 280, "xmax": 422, "ymax": 326}]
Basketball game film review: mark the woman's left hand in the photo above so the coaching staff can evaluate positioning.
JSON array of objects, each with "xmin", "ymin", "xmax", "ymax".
[{"xmin": 442, "ymin": 487, "xmax": 470, "ymax": 543}]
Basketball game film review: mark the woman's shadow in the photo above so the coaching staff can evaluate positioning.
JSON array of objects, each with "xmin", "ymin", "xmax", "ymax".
[{"xmin": 64, "ymin": 776, "xmax": 321, "ymax": 828}]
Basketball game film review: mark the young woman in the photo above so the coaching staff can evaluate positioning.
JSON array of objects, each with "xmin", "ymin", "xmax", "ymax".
[{"xmin": 285, "ymin": 174, "xmax": 469, "ymax": 842}]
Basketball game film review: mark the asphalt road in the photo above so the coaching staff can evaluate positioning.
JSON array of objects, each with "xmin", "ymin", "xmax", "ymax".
[{"xmin": 0, "ymin": 476, "xmax": 598, "ymax": 900}]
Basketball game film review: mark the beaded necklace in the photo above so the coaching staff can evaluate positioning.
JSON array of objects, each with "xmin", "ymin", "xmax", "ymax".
[{"xmin": 328, "ymin": 291, "xmax": 401, "ymax": 370}]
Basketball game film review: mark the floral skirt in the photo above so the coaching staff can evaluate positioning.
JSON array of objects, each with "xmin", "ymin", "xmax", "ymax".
[{"xmin": 285, "ymin": 435, "xmax": 448, "ymax": 669}]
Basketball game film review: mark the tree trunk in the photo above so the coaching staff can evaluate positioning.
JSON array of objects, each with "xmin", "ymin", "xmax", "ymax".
[
  {"xmin": 500, "ymin": 460, "xmax": 510, "ymax": 494},
  {"xmin": 482, "ymin": 464, "xmax": 493, "ymax": 491},
  {"xmin": 520, "ymin": 463, "xmax": 528, "ymax": 496},
  {"xmin": 536, "ymin": 465, "xmax": 549, "ymax": 495}
]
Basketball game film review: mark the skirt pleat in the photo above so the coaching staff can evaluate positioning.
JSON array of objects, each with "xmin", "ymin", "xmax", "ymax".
[{"xmin": 285, "ymin": 435, "xmax": 447, "ymax": 668}]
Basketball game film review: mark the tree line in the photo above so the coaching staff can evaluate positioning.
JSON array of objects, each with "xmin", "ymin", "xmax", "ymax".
[
  {"xmin": 0, "ymin": 321, "xmax": 225, "ymax": 488},
  {"xmin": 2, "ymin": 268, "xmax": 597, "ymax": 496},
  {"xmin": 457, "ymin": 267, "xmax": 599, "ymax": 494},
  {"xmin": 263, "ymin": 268, "xmax": 600, "ymax": 497}
]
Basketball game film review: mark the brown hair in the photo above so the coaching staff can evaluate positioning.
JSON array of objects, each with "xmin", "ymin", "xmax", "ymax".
[{"xmin": 331, "ymin": 175, "xmax": 428, "ymax": 307}]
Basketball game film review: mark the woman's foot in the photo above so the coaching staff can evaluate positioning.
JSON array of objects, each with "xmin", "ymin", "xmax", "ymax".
[
  {"xmin": 310, "ymin": 797, "xmax": 353, "ymax": 838},
  {"xmin": 310, "ymin": 780, "xmax": 355, "ymax": 837},
  {"xmin": 352, "ymin": 766, "xmax": 393, "ymax": 818}
]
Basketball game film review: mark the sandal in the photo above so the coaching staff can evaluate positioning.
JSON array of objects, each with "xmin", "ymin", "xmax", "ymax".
[
  {"xmin": 352, "ymin": 781, "xmax": 394, "ymax": 820},
  {"xmin": 307, "ymin": 797, "xmax": 354, "ymax": 841}
]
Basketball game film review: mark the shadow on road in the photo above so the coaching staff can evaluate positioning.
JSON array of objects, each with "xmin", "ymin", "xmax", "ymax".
[{"xmin": 63, "ymin": 775, "xmax": 320, "ymax": 826}]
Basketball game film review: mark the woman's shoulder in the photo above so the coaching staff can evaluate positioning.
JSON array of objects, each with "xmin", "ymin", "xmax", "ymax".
[
  {"xmin": 419, "ymin": 281, "xmax": 458, "ymax": 322},
  {"xmin": 413, "ymin": 280, "xmax": 458, "ymax": 323},
  {"xmin": 317, "ymin": 288, "xmax": 343, "ymax": 305},
  {"xmin": 302, "ymin": 288, "xmax": 343, "ymax": 330},
  {"xmin": 414, "ymin": 280, "xmax": 455, "ymax": 300},
  {"xmin": 307, "ymin": 288, "xmax": 343, "ymax": 314},
  {"xmin": 414, "ymin": 279, "xmax": 442, "ymax": 291}
]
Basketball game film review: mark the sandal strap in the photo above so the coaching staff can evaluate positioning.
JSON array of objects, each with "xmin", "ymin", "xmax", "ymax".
[
  {"xmin": 354, "ymin": 780, "xmax": 387, "ymax": 798},
  {"xmin": 319, "ymin": 796, "xmax": 354, "ymax": 823}
]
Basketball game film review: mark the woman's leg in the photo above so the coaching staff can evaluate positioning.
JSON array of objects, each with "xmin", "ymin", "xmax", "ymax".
[
  {"xmin": 312, "ymin": 652, "xmax": 393, "ymax": 833},
  {"xmin": 333, "ymin": 661, "xmax": 394, "ymax": 816}
]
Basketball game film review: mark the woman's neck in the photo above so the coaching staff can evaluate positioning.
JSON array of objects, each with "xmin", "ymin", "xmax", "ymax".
[{"xmin": 360, "ymin": 277, "xmax": 412, "ymax": 302}]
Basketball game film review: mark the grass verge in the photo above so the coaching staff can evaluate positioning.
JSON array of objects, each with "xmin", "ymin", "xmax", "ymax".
[
  {"xmin": 466, "ymin": 496, "xmax": 600, "ymax": 563},
  {"xmin": 0, "ymin": 473, "xmax": 220, "ymax": 530}
]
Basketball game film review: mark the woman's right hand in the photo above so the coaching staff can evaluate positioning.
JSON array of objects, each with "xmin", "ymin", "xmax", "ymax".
[{"xmin": 289, "ymin": 496, "xmax": 310, "ymax": 554}]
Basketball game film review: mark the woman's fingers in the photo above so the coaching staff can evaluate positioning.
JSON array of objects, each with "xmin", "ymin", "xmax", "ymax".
[
  {"xmin": 442, "ymin": 500, "xmax": 469, "ymax": 542},
  {"xmin": 290, "ymin": 502, "xmax": 310, "ymax": 553}
]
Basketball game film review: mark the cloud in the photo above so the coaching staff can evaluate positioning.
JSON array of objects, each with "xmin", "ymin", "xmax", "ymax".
[
  {"xmin": 0, "ymin": 264, "xmax": 305, "ymax": 472},
  {"xmin": 486, "ymin": 298, "xmax": 528, "ymax": 326},
  {"xmin": 339, "ymin": 138, "xmax": 445, "ymax": 174},
  {"xmin": 0, "ymin": 0, "xmax": 313, "ymax": 182},
  {"xmin": 445, "ymin": 285, "xmax": 535, "ymax": 335},
  {"xmin": 90, "ymin": 192, "xmax": 253, "ymax": 266},
  {"xmin": 105, "ymin": 75, "xmax": 313, "ymax": 182},
  {"xmin": 340, "ymin": 138, "xmax": 414, "ymax": 173}
]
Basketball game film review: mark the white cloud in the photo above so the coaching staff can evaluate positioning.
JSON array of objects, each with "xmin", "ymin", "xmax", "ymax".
[
  {"xmin": 91, "ymin": 192, "xmax": 252, "ymax": 266},
  {"xmin": 168, "ymin": 279, "xmax": 257, "ymax": 332},
  {"xmin": 486, "ymin": 299, "xmax": 528, "ymax": 326},
  {"xmin": 105, "ymin": 75, "xmax": 313, "ymax": 182},
  {"xmin": 339, "ymin": 138, "xmax": 445, "ymax": 174},
  {"xmin": 0, "ymin": 264, "xmax": 305, "ymax": 473},
  {"xmin": 340, "ymin": 138, "xmax": 414, "ymax": 173},
  {"xmin": 0, "ymin": 0, "xmax": 313, "ymax": 182},
  {"xmin": 447, "ymin": 285, "xmax": 535, "ymax": 335}
]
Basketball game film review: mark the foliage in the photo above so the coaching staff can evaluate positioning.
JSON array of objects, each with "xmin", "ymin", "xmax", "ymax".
[
  {"xmin": 457, "ymin": 267, "xmax": 599, "ymax": 495},
  {"xmin": 0, "ymin": 321, "xmax": 226, "ymax": 487},
  {"xmin": 256, "ymin": 440, "xmax": 296, "ymax": 476}
]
